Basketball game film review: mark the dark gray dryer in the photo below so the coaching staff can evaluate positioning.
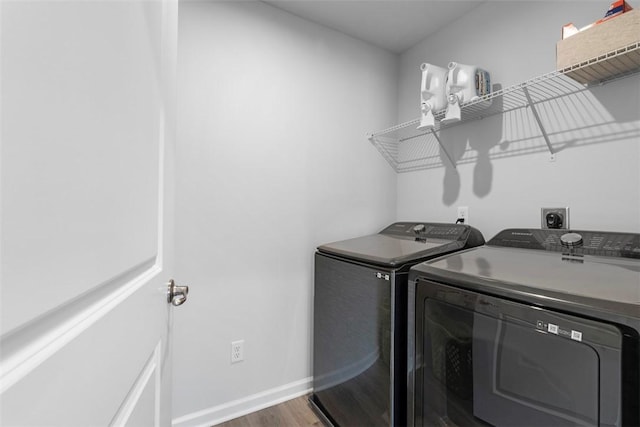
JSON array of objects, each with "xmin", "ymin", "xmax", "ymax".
[
  {"xmin": 311, "ymin": 222, "xmax": 485, "ymax": 427},
  {"xmin": 408, "ymin": 228, "xmax": 640, "ymax": 427}
]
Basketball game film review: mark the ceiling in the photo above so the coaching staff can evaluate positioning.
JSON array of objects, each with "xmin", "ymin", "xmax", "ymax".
[{"xmin": 261, "ymin": 0, "xmax": 485, "ymax": 54}]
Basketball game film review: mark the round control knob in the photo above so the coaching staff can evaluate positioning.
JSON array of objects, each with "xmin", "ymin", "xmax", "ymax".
[
  {"xmin": 560, "ymin": 232, "xmax": 583, "ymax": 247},
  {"xmin": 413, "ymin": 224, "xmax": 426, "ymax": 234}
]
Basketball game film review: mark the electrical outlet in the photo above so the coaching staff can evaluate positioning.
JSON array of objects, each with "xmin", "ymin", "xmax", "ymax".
[
  {"xmin": 231, "ymin": 340, "xmax": 244, "ymax": 364},
  {"xmin": 541, "ymin": 207, "xmax": 569, "ymax": 229},
  {"xmin": 457, "ymin": 206, "xmax": 469, "ymax": 224}
]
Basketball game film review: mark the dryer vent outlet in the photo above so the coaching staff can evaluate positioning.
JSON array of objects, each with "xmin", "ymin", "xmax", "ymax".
[{"xmin": 541, "ymin": 207, "xmax": 569, "ymax": 229}]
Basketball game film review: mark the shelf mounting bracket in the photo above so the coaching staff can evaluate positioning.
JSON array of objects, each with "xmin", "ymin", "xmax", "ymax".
[
  {"xmin": 522, "ymin": 86, "xmax": 555, "ymax": 156},
  {"xmin": 430, "ymin": 129, "xmax": 457, "ymax": 169}
]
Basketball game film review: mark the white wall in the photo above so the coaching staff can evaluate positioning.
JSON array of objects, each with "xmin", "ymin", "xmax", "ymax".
[
  {"xmin": 396, "ymin": 1, "xmax": 640, "ymax": 239},
  {"xmin": 173, "ymin": 2, "xmax": 397, "ymax": 425},
  {"xmin": 173, "ymin": 1, "xmax": 640, "ymax": 424}
]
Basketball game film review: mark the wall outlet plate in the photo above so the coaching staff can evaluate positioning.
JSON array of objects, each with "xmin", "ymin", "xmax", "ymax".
[
  {"xmin": 457, "ymin": 206, "xmax": 469, "ymax": 224},
  {"xmin": 231, "ymin": 340, "xmax": 244, "ymax": 364},
  {"xmin": 541, "ymin": 207, "xmax": 569, "ymax": 229}
]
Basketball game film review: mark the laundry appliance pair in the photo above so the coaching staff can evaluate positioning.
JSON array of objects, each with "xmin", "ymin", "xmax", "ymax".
[{"xmin": 312, "ymin": 222, "xmax": 640, "ymax": 427}]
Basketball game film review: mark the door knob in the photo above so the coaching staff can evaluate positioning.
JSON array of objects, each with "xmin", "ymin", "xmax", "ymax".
[{"xmin": 167, "ymin": 279, "xmax": 189, "ymax": 306}]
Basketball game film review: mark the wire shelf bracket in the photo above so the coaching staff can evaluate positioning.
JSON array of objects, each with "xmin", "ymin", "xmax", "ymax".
[{"xmin": 522, "ymin": 85, "xmax": 555, "ymax": 157}]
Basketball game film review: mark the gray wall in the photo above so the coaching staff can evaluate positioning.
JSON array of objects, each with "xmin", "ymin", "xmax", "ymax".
[
  {"xmin": 173, "ymin": 1, "xmax": 640, "ymax": 425},
  {"xmin": 396, "ymin": 1, "xmax": 640, "ymax": 239},
  {"xmin": 173, "ymin": 2, "xmax": 397, "ymax": 425}
]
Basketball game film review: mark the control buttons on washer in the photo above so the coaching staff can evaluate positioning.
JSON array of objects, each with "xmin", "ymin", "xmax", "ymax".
[
  {"xmin": 413, "ymin": 224, "xmax": 426, "ymax": 234},
  {"xmin": 561, "ymin": 232, "xmax": 583, "ymax": 247}
]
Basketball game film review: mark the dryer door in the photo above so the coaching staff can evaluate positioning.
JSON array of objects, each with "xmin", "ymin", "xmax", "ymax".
[{"xmin": 412, "ymin": 280, "xmax": 624, "ymax": 427}]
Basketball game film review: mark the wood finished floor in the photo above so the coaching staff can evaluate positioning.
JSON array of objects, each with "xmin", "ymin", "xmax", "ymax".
[{"xmin": 216, "ymin": 395, "xmax": 323, "ymax": 427}]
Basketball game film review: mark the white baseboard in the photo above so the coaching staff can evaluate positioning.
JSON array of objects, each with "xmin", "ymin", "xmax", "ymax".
[{"xmin": 171, "ymin": 377, "xmax": 313, "ymax": 427}]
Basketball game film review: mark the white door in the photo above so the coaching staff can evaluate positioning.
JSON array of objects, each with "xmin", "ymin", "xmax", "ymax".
[{"xmin": 0, "ymin": 1, "xmax": 180, "ymax": 425}]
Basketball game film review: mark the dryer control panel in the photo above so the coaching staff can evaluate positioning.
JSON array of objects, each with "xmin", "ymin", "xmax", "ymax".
[
  {"xmin": 488, "ymin": 228, "xmax": 640, "ymax": 259},
  {"xmin": 381, "ymin": 222, "xmax": 473, "ymax": 241}
]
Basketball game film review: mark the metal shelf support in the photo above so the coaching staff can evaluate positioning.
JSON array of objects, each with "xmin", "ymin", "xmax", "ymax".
[
  {"xmin": 431, "ymin": 129, "xmax": 456, "ymax": 169},
  {"xmin": 522, "ymin": 86, "xmax": 555, "ymax": 156}
]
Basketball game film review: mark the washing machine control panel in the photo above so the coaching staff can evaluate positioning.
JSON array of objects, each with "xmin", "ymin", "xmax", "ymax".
[
  {"xmin": 381, "ymin": 222, "xmax": 469, "ymax": 240},
  {"xmin": 488, "ymin": 228, "xmax": 640, "ymax": 259}
]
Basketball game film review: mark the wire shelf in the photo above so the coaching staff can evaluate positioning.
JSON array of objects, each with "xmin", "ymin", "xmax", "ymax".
[{"xmin": 369, "ymin": 42, "xmax": 640, "ymax": 173}]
